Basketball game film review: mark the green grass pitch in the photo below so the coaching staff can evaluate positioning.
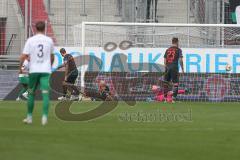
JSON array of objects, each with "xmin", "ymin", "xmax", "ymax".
[{"xmin": 0, "ymin": 101, "xmax": 240, "ymax": 160}]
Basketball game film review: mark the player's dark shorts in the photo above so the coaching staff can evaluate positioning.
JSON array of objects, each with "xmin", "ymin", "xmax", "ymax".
[
  {"xmin": 164, "ymin": 66, "xmax": 179, "ymax": 83},
  {"xmin": 66, "ymin": 69, "xmax": 78, "ymax": 84}
]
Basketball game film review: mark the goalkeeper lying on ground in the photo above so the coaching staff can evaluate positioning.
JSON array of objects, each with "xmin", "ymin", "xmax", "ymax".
[{"xmin": 89, "ymin": 80, "xmax": 113, "ymax": 101}]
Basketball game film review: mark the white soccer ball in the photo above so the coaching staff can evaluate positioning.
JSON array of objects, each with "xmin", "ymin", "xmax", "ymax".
[{"xmin": 225, "ymin": 64, "xmax": 232, "ymax": 72}]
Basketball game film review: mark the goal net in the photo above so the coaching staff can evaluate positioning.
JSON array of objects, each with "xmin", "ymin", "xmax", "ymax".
[{"xmin": 72, "ymin": 22, "xmax": 240, "ymax": 102}]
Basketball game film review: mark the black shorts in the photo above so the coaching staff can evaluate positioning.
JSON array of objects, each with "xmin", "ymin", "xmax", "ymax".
[
  {"xmin": 164, "ymin": 66, "xmax": 179, "ymax": 83},
  {"xmin": 66, "ymin": 69, "xmax": 78, "ymax": 84}
]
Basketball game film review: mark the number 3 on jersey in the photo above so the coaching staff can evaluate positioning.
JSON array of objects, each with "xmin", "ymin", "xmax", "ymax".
[{"xmin": 37, "ymin": 44, "xmax": 44, "ymax": 58}]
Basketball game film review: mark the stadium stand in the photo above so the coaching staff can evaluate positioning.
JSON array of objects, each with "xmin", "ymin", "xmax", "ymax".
[
  {"xmin": 0, "ymin": 70, "xmax": 18, "ymax": 100},
  {"xmin": 0, "ymin": 0, "xmax": 23, "ymax": 56},
  {"xmin": 17, "ymin": 0, "xmax": 56, "ymax": 42},
  {"xmin": 48, "ymin": 0, "xmax": 121, "ymax": 45},
  {"xmin": 0, "ymin": 0, "xmax": 214, "ymax": 55}
]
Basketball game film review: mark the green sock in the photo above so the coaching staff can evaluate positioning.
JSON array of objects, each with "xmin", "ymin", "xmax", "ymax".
[
  {"xmin": 27, "ymin": 92, "xmax": 35, "ymax": 117},
  {"xmin": 42, "ymin": 90, "xmax": 50, "ymax": 117},
  {"xmin": 18, "ymin": 87, "xmax": 28, "ymax": 98}
]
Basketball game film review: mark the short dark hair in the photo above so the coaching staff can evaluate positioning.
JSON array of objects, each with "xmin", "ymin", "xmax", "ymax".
[
  {"xmin": 60, "ymin": 48, "xmax": 66, "ymax": 53},
  {"xmin": 172, "ymin": 37, "xmax": 179, "ymax": 44},
  {"xmin": 35, "ymin": 21, "xmax": 45, "ymax": 32}
]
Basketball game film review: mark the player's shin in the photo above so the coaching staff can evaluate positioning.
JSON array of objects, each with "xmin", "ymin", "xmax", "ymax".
[
  {"xmin": 42, "ymin": 90, "xmax": 49, "ymax": 117},
  {"xmin": 18, "ymin": 87, "xmax": 27, "ymax": 98},
  {"xmin": 27, "ymin": 91, "xmax": 35, "ymax": 117},
  {"xmin": 163, "ymin": 82, "xmax": 169, "ymax": 99},
  {"xmin": 62, "ymin": 83, "xmax": 67, "ymax": 97},
  {"xmin": 72, "ymin": 85, "xmax": 80, "ymax": 95},
  {"xmin": 173, "ymin": 83, "xmax": 179, "ymax": 99}
]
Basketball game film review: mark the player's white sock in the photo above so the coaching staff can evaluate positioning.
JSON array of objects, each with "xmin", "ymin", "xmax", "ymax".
[
  {"xmin": 58, "ymin": 96, "xmax": 67, "ymax": 101},
  {"xmin": 22, "ymin": 91, "xmax": 28, "ymax": 99},
  {"xmin": 70, "ymin": 95, "xmax": 79, "ymax": 101},
  {"xmin": 78, "ymin": 94, "xmax": 83, "ymax": 101},
  {"xmin": 41, "ymin": 115, "xmax": 48, "ymax": 126},
  {"xmin": 16, "ymin": 97, "xmax": 21, "ymax": 101},
  {"xmin": 23, "ymin": 115, "xmax": 32, "ymax": 124}
]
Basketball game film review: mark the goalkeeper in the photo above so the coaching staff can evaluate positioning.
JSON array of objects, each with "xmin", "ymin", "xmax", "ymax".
[
  {"xmin": 90, "ymin": 80, "xmax": 113, "ymax": 101},
  {"xmin": 164, "ymin": 37, "xmax": 184, "ymax": 102}
]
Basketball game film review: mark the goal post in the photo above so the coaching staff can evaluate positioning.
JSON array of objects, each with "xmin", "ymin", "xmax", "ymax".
[{"xmin": 74, "ymin": 22, "xmax": 240, "ymax": 102}]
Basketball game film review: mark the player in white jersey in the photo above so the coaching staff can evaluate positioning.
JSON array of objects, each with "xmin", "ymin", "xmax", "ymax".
[
  {"xmin": 19, "ymin": 21, "xmax": 54, "ymax": 125},
  {"xmin": 16, "ymin": 59, "xmax": 29, "ymax": 101}
]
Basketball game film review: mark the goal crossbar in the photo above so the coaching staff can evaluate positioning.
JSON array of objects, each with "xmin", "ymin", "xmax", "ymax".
[
  {"xmin": 82, "ymin": 22, "xmax": 240, "ymax": 28},
  {"xmin": 81, "ymin": 22, "xmax": 240, "ymax": 53}
]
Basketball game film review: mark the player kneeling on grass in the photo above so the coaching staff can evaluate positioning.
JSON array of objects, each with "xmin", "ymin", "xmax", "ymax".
[
  {"xmin": 20, "ymin": 21, "xmax": 55, "ymax": 125},
  {"xmin": 57, "ymin": 48, "xmax": 80, "ymax": 101},
  {"xmin": 16, "ymin": 59, "xmax": 29, "ymax": 101},
  {"xmin": 152, "ymin": 85, "xmax": 188, "ymax": 103},
  {"xmin": 164, "ymin": 37, "xmax": 184, "ymax": 103}
]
